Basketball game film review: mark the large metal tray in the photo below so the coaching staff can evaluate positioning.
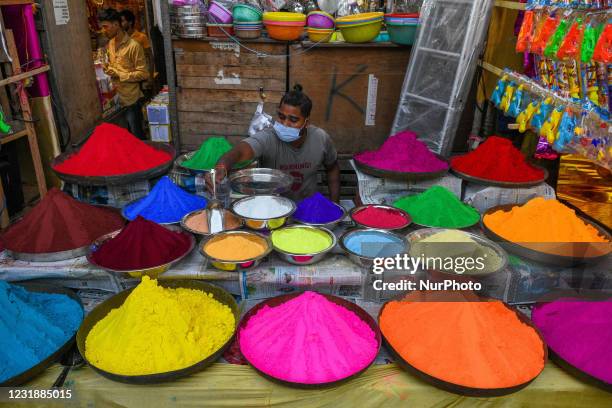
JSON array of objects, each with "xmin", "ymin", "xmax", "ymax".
[
  {"xmin": 237, "ymin": 291, "xmax": 381, "ymax": 388},
  {"xmin": 230, "ymin": 168, "xmax": 293, "ymax": 195},
  {"xmin": 76, "ymin": 280, "xmax": 238, "ymax": 384},
  {"xmin": 450, "ymin": 163, "xmax": 549, "ymax": 188},
  {"xmin": 1, "ymin": 283, "xmax": 84, "ymax": 386},
  {"xmin": 353, "ymin": 155, "xmax": 449, "ymax": 181},
  {"xmin": 51, "ymin": 142, "xmax": 175, "ymax": 186},
  {"xmin": 481, "ymin": 204, "xmax": 611, "ymax": 267}
]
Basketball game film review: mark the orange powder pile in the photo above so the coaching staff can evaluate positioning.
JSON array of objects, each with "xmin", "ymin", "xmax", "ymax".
[{"xmin": 379, "ymin": 291, "xmax": 546, "ymax": 389}]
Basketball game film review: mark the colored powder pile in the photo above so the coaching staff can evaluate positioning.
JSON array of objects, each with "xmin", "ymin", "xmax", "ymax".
[
  {"xmin": 182, "ymin": 137, "xmax": 233, "ymax": 170},
  {"xmin": 85, "ymin": 277, "xmax": 235, "ymax": 375},
  {"xmin": 451, "ymin": 136, "xmax": 545, "ymax": 182},
  {"xmin": 352, "ymin": 206, "xmax": 409, "ymax": 229},
  {"xmin": 53, "ymin": 123, "xmax": 171, "ymax": 176},
  {"xmin": 484, "ymin": 197, "xmax": 609, "ymax": 244},
  {"xmin": 380, "ymin": 291, "xmax": 546, "ymax": 389},
  {"xmin": 344, "ymin": 230, "xmax": 406, "ymax": 258},
  {"xmin": 183, "ymin": 210, "xmax": 241, "ymax": 234},
  {"xmin": 532, "ymin": 298, "xmax": 612, "ymax": 384},
  {"xmin": 393, "ymin": 186, "xmax": 480, "ymax": 228},
  {"xmin": 293, "ymin": 192, "xmax": 344, "ymax": 224},
  {"xmin": 1, "ymin": 188, "xmax": 124, "ymax": 254},
  {"xmin": 410, "ymin": 230, "xmax": 503, "ymax": 275},
  {"xmin": 271, "ymin": 227, "xmax": 333, "ymax": 254},
  {"xmin": 91, "ymin": 216, "xmax": 192, "ymax": 270},
  {"xmin": 239, "ymin": 291, "xmax": 378, "ymax": 384},
  {"xmin": 0, "ymin": 281, "xmax": 83, "ymax": 382},
  {"xmin": 123, "ymin": 177, "xmax": 207, "ymax": 224},
  {"xmin": 204, "ymin": 234, "xmax": 268, "ymax": 261},
  {"xmin": 354, "ymin": 131, "xmax": 448, "ymax": 172},
  {"xmin": 233, "ymin": 196, "xmax": 293, "ymax": 219}
]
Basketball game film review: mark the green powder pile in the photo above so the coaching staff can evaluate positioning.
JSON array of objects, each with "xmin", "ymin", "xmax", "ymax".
[
  {"xmin": 393, "ymin": 186, "xmax": 480, "ymax": 228},
  {"xmin": 182, "ymin": 138, "xmax": 250, "ymax": 170}
]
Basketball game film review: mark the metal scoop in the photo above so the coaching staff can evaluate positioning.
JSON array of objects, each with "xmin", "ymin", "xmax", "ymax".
[{"xmin": 207, "ymin": 169, "xmax": 225, "ymax": 234}]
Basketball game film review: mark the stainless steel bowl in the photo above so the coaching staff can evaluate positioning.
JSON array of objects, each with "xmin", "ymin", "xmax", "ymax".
[
  {"xmin": 292, "ymin": 202, "xmax": 347, "ymax": 230},
  {"xmin": 86, "ymin": 229, "xmax": 196, "ymax": 279},
  {"xmin": 199, "ymin": 230, "xmax": 272, "ymax": 271},
  {"xmin": 180, "ymin": 208, "xmax": 243, "ymax": 237},
  {"xmin": 231, "ymin": 195, "xmax": 296, "ymax": 230},
  {"xmin": 349, "ymin": 204, "xmax": 412, "ymax": 231},
  {"xmin": 271, "ymin": 225, "xmax": 337, "ymax": 265},
  {"xmin": 339, "ymin": 228, "xmax": 410, "ymax": 269},
  {"xmin": 230, "ymin": 168, "xmax": 293, "ymax": 195}
]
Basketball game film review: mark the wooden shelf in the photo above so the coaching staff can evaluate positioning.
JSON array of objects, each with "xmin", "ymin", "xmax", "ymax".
[
  {"xmin": 0, "ymin": 0, "xmax": 33, "ymax": 5},
  {"xmin": 0, "ymin": 65, "xmax": 50, "ymax": 87},
  {"xmin": 0, "ymin": 129, "xmax": 28, "ymax": 145}
]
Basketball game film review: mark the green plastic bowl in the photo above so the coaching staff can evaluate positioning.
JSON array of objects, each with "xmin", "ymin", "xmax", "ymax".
[
  {"xmin": 339, "ymin": 20, "xmax": 383, "ymax": 43},
  {"xmin": 386, "ymin": 23, "xmax": 417, "ymax": 45},
  {"xmin": 232, "ymin": 4, "xmax": 263, "ymax": 23}
]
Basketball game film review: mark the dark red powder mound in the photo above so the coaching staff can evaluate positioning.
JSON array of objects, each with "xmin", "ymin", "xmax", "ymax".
[
  {"xmin": 90, "ymin": 216, "xmax": 192, "ymax": 270},
  {"xmin": 451, "ymin": 136, "xmax": 545, "ymax": 182},
  {"xmin": 53, "ymin": 123, "xmax": 172, "ymax": 176},
  {"xmin": 1, "ymin": 188, "xmax": 125, "ymax": 254},
  {"xmin": 352, "ymin": 206, "xmax": 409, "ymax": 229}
]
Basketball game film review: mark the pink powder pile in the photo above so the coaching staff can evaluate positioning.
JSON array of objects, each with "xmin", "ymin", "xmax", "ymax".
[
  {"xmin": 354, "ymin": 131, "xmax": 449, "ymax": 172},
  {"xmin": 239, "ymin": 291, "xmax": 378, "ymax": 384},
  {"xmin": 532, "ymin": 298, "xmax": 612, "ymax": 385}
]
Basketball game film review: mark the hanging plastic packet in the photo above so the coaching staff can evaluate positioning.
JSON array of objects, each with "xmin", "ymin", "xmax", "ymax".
[
  {"xmin": 500, "ymin": 81, "xmax": 516, "ymax": 113},
  {"xmin": 531, "ymin": 97, "xmax": 554, "ymax": 131},
  {"xmin": 491, "ymin": 76, "xmax": 509, "ymax": 108},
  {"xmin": 248, "ymin": 102, "xmax": 273, "ymax": 137},
  {"xmin": 518, "ymin": 100, "xmax": 540, "ymax": 133},
  {"xmin": 541, "ymin": 106, "xmax": 564, "ymax": 144},
  {"xmin": 581, "ymin": 21, "xmax": 605, "ymax": 63},
  {"xmin": 517, "ymin": 11, "xmax": 536, "ymax": 52},
  {"xmin": 595, "ymin": 62, "xmax": 610, "ymax": 114},
  {"xmin": 565, "ymin": 60, "xmax": 582, "ymax": 99},
  {"xmin": 535, "ymin": 136, "xmax": 560, "ymax": 160},
  {"xmin": 555, "ymin": 61, "xmax": 571, "ymax": 98},
  {"xmin": 557, "ymin": 16, "xmax": 584, "ymax": 60},
  {"xmin": 544, "ymin": 15, "xmax": 571, "ymax": 58},
  {"xmin": 531, "ymin": 14, "xmax": 560, "ymax": 55},
  {"xmin": 553, "ymin": 109, "xmax": 577, "ymax": 151},
  {"xmin": 582, "ymin": 62, "xmax": 601, "ymax": 106},
  {"xmin": 508, "ymin": 84, "xmax": 525, "ymax": 117},
  {"xmin": 593, "ymin": 23, "xmax": 612, "ymax": 63}
]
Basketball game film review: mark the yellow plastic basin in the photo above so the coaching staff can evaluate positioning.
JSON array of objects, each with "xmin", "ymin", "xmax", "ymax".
[
  {"xmin": 338, "ymin": 20, "xmax": 383, "ymax": 43},
  {"xmin": 262, "ymin": 12, "xmax": 306, "ymax": 23}
]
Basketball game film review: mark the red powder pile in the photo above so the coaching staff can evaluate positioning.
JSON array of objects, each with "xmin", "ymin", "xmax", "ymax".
[
  {"xmin": 90, "ymin": 216, "xmax": 191, "ymax": 270},
  {"xmin": 53, "ymin": 123, "xmax": 172, "ymax": 176},
  {"xmin": 1, "ymin": 188, "xmax": 125, "ymax": 254},
  {"xmin": 352, "ymin": 206, "xmax": 409, "ymax": 229},
  {"xmin": 451, "ymin": 136, "xmax": 545, "ymax": 182}
]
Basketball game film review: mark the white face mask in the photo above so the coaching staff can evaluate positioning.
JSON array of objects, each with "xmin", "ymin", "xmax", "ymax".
[{"xmin": 273, "ymin": 121, "xmax": 303, "ymax": 142}]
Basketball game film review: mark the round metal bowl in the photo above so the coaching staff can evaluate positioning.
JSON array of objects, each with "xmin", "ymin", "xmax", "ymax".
[
  {"xmin": 353, "ymin": 155, "xmax": 449, "ymax": 181},
  {"xmin": 271, "ymin": 225, "xmax": 337, "ymax": 265},
  {"xmin": 405, "ymin": 228, "xmax": 508, "ymax": 283},
  {"xmin": 200, "ymin": 230, "xmax": 272, "ymax": 271},
  {"xmin": 481, "ymin": 204, "xmax": 612, "ymax": 267},
  {"xmin": 86, "ymin": 229, "xmax": 196, "ymax": 278},
  {"xmin": 230, "ymin": 195, "xmax": 296, "ymax": 231},
  {"xmin": 7, "ymin": 245, "xmax": 91, "ymax": 262},
  {"xmin": 450, "ymin": 164, "xmax": 549, "ymax": 188},
  {"xmin": 180, "ymin": 208, "xmax": 243, "ymax": 237},
  {"xmin": 291, "ymin": 201, "xmax": 347, "ymax": 230},
  {"xmin": 76, "ymin": 280, "xmax": 238, "ymax": 384},
  {"xmin": 229, "ymin": 168, "xmax": 293, "ymax": 195},
  {"xmin": 175, "ymin": 151, "xmax": 255, "ymax": 175},
  {"xmin": 339, "ymin": 228, "xmax": 410, "ymax": 269},
  {"xmin": 1, "ymin": 283, "xmax": 84, "ymax": 387},
  {"xmin": 349, "ymin": 204, "xmax": 412, "ymax": 231},
  {"xmin": 237, "ymin": 291, "xmax": 381, "ymax": 388},
  {"xmin": 51, "ymin": 142, "xmax": 175, "ymax": 186},
  {"xmin": 378, "ymin": 293, "xmax": 548, "ymax": 397}
]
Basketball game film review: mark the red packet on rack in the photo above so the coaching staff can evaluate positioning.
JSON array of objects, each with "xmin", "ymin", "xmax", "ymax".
[
  {"xmin": 593, "ymin": 24, "xmax": 612, "ymax": 63},
  {"xmin": 557, "ymin": 18, "xmax": 585, "ymax": 60},
  {"xmin": 517, "ymin": 11, "xmax": 535, "ymax": 53},
  {"xmin": 531, "ymin": 15, "xmax": 560, "ymax": 55}
]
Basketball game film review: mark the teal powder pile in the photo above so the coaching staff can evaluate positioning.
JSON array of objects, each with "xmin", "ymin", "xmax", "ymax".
[{"xmin": 0, "ymin": 281, "xmax": 83, "ymax": 383}]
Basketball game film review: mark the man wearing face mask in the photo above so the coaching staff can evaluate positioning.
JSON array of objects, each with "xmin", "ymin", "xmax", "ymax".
[{"xmin": 213, "ymin": 84, "xmax": 341, "ymax": 202}]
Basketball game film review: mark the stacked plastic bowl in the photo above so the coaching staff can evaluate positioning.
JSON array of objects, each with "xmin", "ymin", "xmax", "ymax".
[
  {"xmin": 385, "ymin": 13, "xmax": 419, "ymax": 45},
  {"xmin": 233, "ymin": 4, "xmax": 263, "ymax": 39},
  {"xmin": 307, "ymin": 11, "xmax": 335, "ymax": 43},
  {"xmin": 336, "ymin": 12, "xmax": 384, "ymax": 43},
  {"xmin": 207, "ymin": 1, "xmax": 233, "ymax": 37},
  {"xmin": 263, "ymin": 12, "xmax": 306, "ymax": 41}
]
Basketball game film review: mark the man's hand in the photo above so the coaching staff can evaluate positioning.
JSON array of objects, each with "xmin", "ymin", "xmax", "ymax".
[
  {"xmin": 104, "ymin": 65, "xmax": 119, "ymax": 78},
  {"xmin": 205, "ymin": 163, "xmax": 228, "ymax": 194}
]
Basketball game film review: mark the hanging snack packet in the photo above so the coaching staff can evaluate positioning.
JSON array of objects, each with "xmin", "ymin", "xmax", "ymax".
[
  {"xmin": 581, "ymin": 21, "xmax": 605, "ymax": 63},
  {"xmin": 557, "ymin": 17, "xmax": 584, "ymax": 60},
  {"xmin": 517, "ymin": 11, "xmax": 536, "ymax": 53},
  {"xmin": 593, "ymin": 23, "xmax": 612, "ymax": 63},
  {"xmin": 491, "ymin": 76, "xmax": 509, "ymax": 107},
  {"xmin": 544, "ymin": 17, "xmax": 571, "ymax": 58},
  {"xmin": 531, "ymin": 14, "xmax": 560, "ymax": 55}
]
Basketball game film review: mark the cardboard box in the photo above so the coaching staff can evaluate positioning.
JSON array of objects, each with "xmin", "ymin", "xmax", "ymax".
[
  {"xmin": 150, "ymin": 124, "xmax": 171, "ymax": 142},
  {"xmin": 146, "ymin": 104, "xmax": 170, "ymax": 124}
]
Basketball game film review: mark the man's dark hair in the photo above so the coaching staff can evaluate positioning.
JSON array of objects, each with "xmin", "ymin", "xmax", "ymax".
[
  {"xmin": 98, "ymin": 8, "xmax": 121, "ymax": 23},
  {"xmin": 119, "ymin": 9, "xmax": 136, "ymax": 27},
  {"xmin": 280, "ymin": 84, "xmax": 312, "ymax": 118}
]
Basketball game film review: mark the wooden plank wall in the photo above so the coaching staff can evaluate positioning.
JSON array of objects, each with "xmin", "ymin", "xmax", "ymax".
[
  {"xmin": 174, "ymin": 39, "xmax": 287, "ymax": 151},
  {"xmin": 290, "ymin": 44, "xmax": 411, "ymax": 154}
]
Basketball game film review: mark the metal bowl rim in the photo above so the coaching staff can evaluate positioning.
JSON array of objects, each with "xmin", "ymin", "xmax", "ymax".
[
  {"xmin": 349, "ymin": 204, "xmax": 412, "ymax": 230},
  {"xmin": 291, "ymin": 201, "xmax": 347, "ymax": 226},
  {"xmin": 271, "ymin": 225, "xmax": 337, "ymax": 256},
  {"xmin": 230, "ymin": 194, "xmax": 297, "ymax": 221},
  {"xmin": 180, "ymin": 208, "xmax": 243, "ymax": 236},
  {"xmin": 199, "ymin": 230, "xmax": 273, "ymax": 263},
  {"xmin": 338, "ymin": 227, "xmax": 410, "ymax": 260}
]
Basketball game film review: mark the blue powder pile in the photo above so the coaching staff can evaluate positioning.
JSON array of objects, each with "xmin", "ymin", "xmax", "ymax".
[
  {"xmin": 293, "ymin": 192, "xmax": 344, "ymax": 224},
  {"xmin": 0, "ymin": 281, "xmax": 83, "ymax": 383},
  {"xmin": 123, "ymin": 176, "xmax": 207, "ymax": 224},
  {"xmin": 344, "ymin": 230, "xmax": 406, "ymax": 258}
]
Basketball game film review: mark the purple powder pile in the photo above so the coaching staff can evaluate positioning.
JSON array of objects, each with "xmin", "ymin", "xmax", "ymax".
[
  {"xmin": 293, "ymin": 193, "xmax": 344, "ymax": 224},
  {"xmin": 532, "ymin": 298, "xmax": 612, "ymax": 385}
]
